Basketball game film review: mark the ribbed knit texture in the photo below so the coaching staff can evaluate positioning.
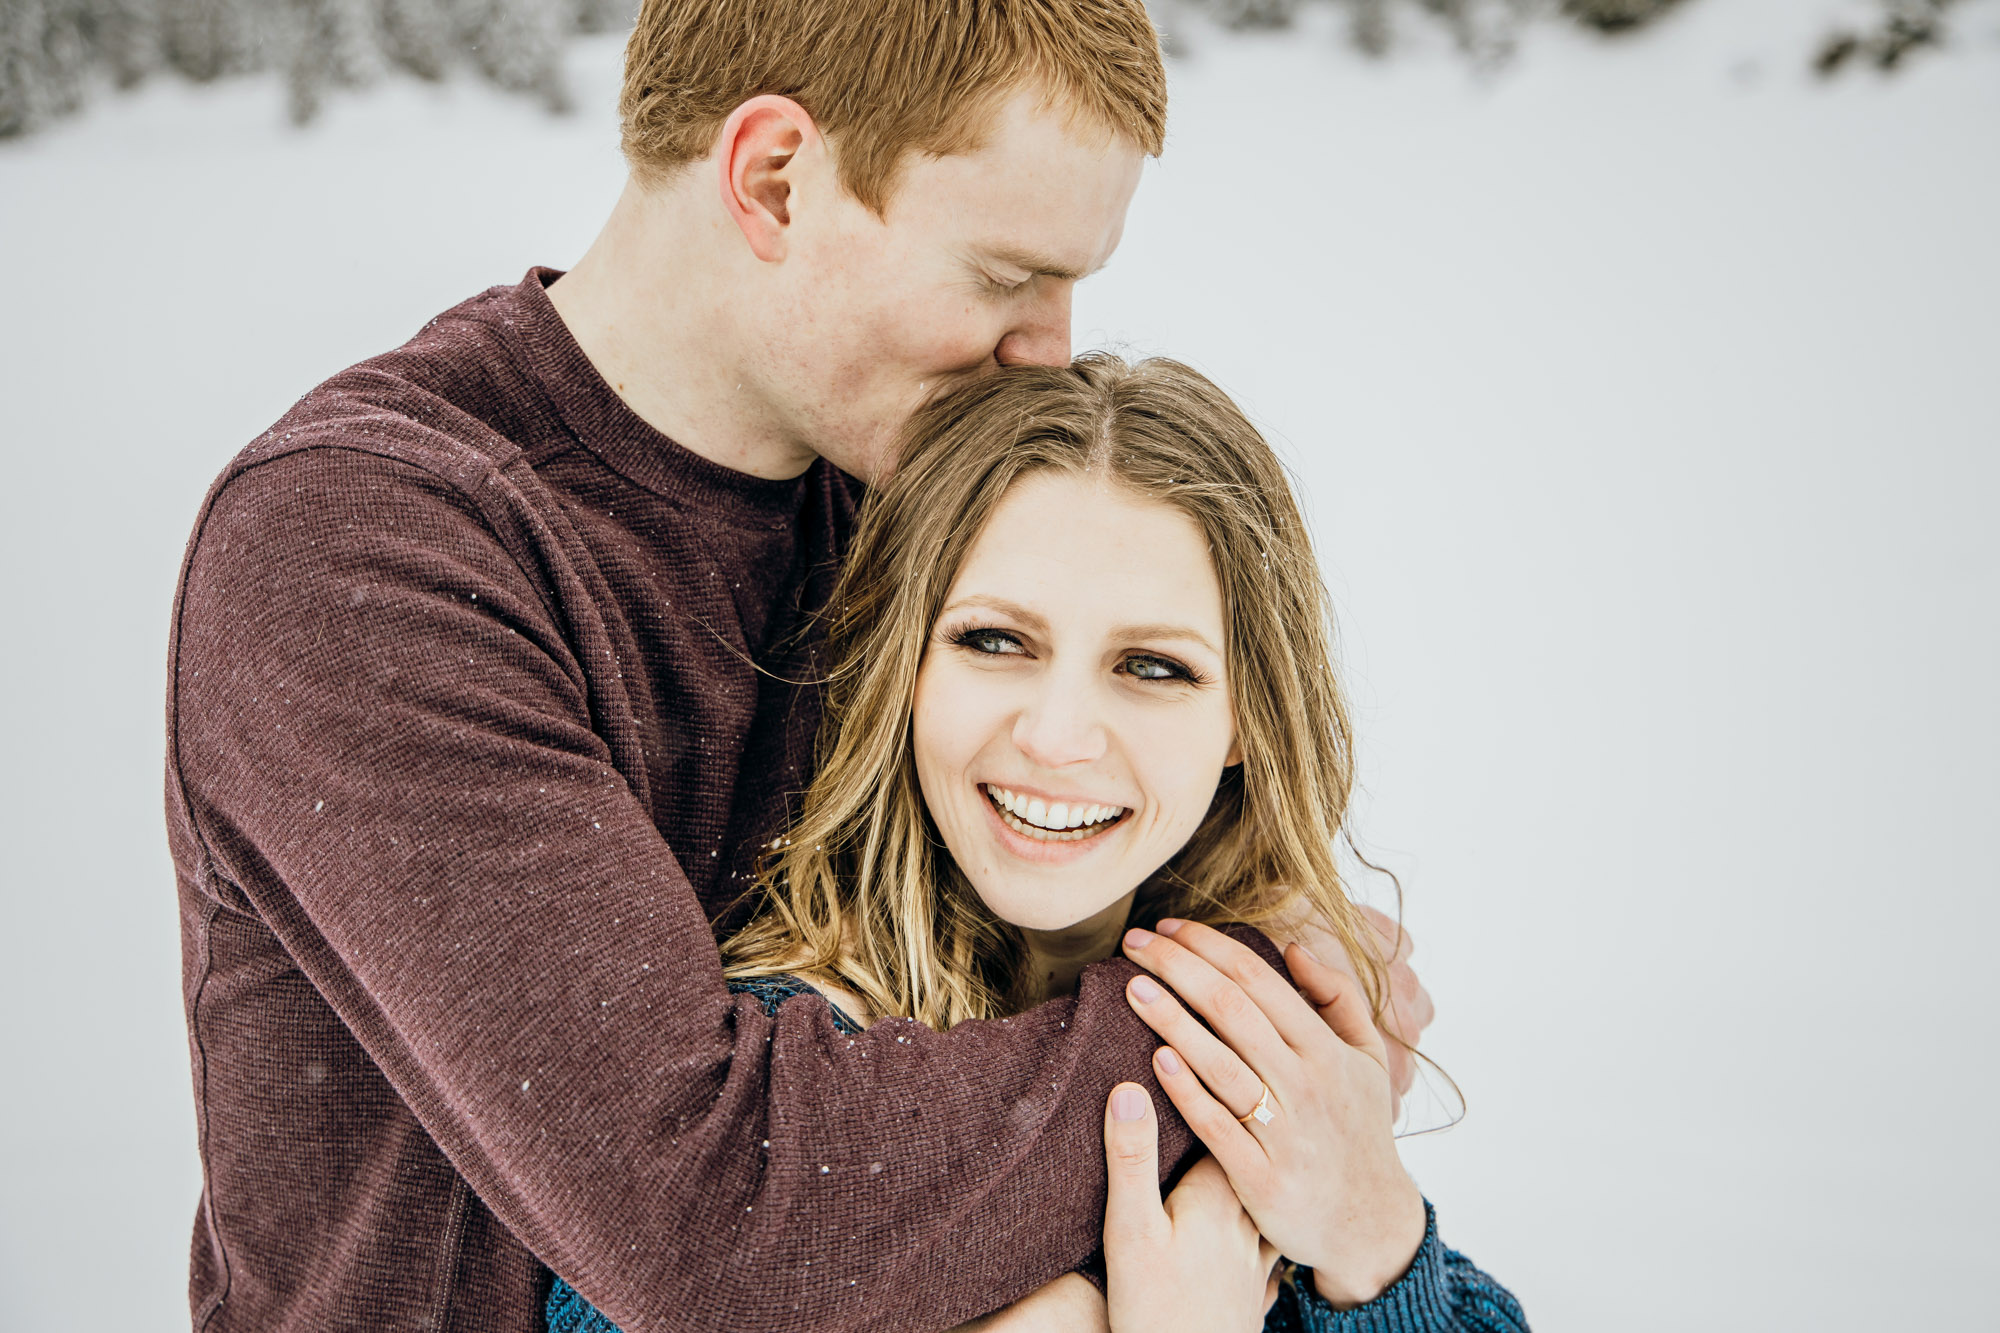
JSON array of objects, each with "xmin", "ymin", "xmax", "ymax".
[
  {"xmin": 549, "ymin": 983, "xmax": 1527, "ymax": 1333},
  {"xmin": 548, "ymin": 977, "xmax": 866, "ymax": 1333},
  {"xmin": 1273, "ymin": 1204, "xmax": 1528, "ymax": 1332},
  {"xmin": 166, "ymin": 270, "xmax": 1198, "ymax": 1333}
]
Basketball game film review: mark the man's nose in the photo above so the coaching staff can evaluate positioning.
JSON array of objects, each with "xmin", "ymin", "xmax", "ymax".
[
  {"xmin": 1011, "ymin": 676, "xmax": 1107, "ymax": 768},
  {"xmin": 993, "ymin": 282, "xmax": 1073, "ymax": 368}
]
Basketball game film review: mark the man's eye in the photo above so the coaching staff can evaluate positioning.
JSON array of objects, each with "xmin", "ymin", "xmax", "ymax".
[
  {"xmin": 1120, "ymin": 654, "xmax": 1190, "ymax": 682},
  {"xmin": 952, "ymin": 628, "xmax": 1026, "ymax": 656}
]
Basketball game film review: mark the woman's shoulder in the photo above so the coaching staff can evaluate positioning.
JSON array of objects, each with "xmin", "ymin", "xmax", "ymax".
[{"xmin": 728, "ymin": 973, "xmax": 867, "ymax": 1035}]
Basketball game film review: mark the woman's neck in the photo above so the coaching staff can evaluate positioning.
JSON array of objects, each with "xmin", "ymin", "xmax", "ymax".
[{"xmin": 1015, "ymin": 890, "xmax": 1139, "ymax": 1008}]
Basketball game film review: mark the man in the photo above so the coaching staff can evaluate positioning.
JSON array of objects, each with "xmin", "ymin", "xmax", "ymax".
[{"xmin": 167, "ymin": 1, "xmax": 1430, "ymax": 1329}]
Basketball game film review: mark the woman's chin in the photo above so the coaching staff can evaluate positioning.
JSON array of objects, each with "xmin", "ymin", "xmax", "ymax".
[
  {"xmin": 961, "ymin": 845, "xmax": 1149, "ymax": 937},
  {"xmin": 974, "ymin": 892, "xmax": 1124, "ymax": 936}
]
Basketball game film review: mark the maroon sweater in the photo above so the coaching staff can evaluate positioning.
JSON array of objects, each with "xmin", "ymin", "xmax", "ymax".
[{"xmin": 166, "ymin": 270, "xmax": 1196, "ymax": 1333}]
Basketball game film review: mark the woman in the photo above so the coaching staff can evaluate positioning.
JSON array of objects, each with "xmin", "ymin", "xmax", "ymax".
[{"xmin": 550, "ymin": 355, "xmax": 1526, "ymax": 1331}]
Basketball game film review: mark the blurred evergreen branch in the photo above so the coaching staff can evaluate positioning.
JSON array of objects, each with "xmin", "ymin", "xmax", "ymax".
[
  {"xmin": 1154, "ymin": 0, "xmax": 1694, "ymax": 62},
  {"xmin": 1157, "ymin": 0, "xmax": 1992, "ymax": 71},
  {"xmin": 1812, "ymin": 0, "xmax": 1969, "ymax": 74},
  {"xmin": 0, "ymin": 0, "xmax": 634, "ymax": 137},
  {"xmin": 1, "ymin": 0, "xmax": 1989, "ymax": 141}
]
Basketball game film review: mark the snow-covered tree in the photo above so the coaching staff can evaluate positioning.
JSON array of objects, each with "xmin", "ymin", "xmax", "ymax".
[
  {"xmin": 1149, "ymin": 0, "xmax": 1687, "ymax": 57},
  {"xmin": 1153, "ymin": 0, "xmax": 1991, "ymax": 68},
  {"xmin": 456, "ymin": 0, "xmax": 570, "ymax": 111},
  {"xmin": 1, "ymin": 0, "xmax": 90, "ymax": 136},
  {"xmin": 0, "ymin": 0, "xmax": 636, "ymax": 135},
  {"xmin": 1813, "ymin": 0, "xmax": 1974, "ymax": 73},
  {"xmin": 0, "ymin": 0, "xmax": 1989, "ymax": 141}
]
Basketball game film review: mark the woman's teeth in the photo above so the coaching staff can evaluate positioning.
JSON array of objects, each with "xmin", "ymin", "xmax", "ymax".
[{"xmin": 982, "ymin": 785, "xmax": 1126, "ymax": 842}]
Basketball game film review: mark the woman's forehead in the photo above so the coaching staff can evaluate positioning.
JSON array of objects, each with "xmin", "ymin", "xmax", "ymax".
[{"xmin": 945, "ymin": 471, "xmax": 1224, "ymax": 644}]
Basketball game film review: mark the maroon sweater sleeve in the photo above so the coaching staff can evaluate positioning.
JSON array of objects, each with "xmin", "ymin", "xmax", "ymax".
[{"xmin": 171, "ymin": 438, "xmax": 1196, "ymax": 1332}]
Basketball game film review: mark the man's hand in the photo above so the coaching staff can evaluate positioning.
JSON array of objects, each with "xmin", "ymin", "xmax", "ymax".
[
  {"xmin": 1277, "ymin": 904, "xmax": 1434, "ymax": 1106},
  {"xmin": 1101, "ymin": 1084, "xmax": 1279, "ymax": 1333}
]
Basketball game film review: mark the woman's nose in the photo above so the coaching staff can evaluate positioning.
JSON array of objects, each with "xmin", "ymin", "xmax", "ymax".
[{"xmin": 1010, "ymin": 678, "xmax": 1108, "ymax": 768}]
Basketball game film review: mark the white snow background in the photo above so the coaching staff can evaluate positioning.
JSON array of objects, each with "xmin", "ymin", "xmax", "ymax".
[{"xmin": 2, "ymin": 3, "xmax": 1996, "ymax": 1328}]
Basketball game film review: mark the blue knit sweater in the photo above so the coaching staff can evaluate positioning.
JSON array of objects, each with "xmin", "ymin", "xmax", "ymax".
[{"xmin": 546, "ymin": 977, "xmax": 1528, "ymax": 1333}]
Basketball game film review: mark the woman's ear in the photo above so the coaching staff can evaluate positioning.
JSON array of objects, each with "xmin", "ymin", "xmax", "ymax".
[
  {"xmin": 1223, "ymin": 727, "xmax": 1243, "ymax": 769},
  {"xmin": 714, "ymin": 95, "xmax": 818, "ymax": 263}
]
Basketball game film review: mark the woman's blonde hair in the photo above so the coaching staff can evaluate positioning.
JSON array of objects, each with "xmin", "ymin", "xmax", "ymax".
[{"xmin": 725, "ymin": 354, "xmax": 1387, "ymax": 1028}]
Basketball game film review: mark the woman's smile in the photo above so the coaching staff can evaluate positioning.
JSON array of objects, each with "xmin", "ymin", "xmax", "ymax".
[
  {"xmin": 977, "ymin": 789, "xmax": 1126, "ymax": 868},
  {"xmin": 981, "ymin": 783, "xmax": 1129, "ymax": 842}
]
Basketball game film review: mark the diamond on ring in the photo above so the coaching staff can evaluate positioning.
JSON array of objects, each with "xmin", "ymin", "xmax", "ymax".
[{"xmin": 1240, "ymin": 1085, "xmax": 1274, "ymax": 1126}]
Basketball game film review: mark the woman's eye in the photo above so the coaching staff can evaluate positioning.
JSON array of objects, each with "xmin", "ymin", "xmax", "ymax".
[
  {"xmin": 953, "ymin": 628, "xmax": 1026, "ymax": 656},
  {"xmin": 1120, "ymin": 654, "xmax": 1189, "ymax": 682}
]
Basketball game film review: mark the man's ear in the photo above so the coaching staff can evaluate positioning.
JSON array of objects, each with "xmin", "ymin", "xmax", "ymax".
[{"xmin": 715, "ymin": 95, "xmax": 818, "ymax": 263}]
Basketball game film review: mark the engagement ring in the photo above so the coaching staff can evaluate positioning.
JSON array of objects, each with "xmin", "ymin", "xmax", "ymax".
[{"xmin": 1238, "ymin": 1083, "xmax": 1274, "ymax": 1126}]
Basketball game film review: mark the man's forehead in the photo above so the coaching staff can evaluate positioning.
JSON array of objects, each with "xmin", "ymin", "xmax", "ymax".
[{"xmin": 888, "ymin": 90, "xmax": 1143, "ymax": 271}]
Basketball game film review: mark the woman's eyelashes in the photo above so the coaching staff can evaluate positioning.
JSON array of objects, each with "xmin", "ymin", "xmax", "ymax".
[
  {"xmin": 1117, "ymin": 652, "xmax": 1208, "ymax": 686},
  {"xmin": 942, "ymin": 624, "xmax": 1210, "ymax": 686},
  {"xmin": 947, "ymin": 625, "xmax": 1029, "ymax": 657}
]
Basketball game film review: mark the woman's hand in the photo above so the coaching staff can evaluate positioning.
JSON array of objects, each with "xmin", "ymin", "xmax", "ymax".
[
  {"xmin": 1276, "ymin": 903, "xmax": 1435, "ymax": 1107},
  {"xmin": 1120, "ymin": 921, "xmax": 1428, "ymax": 1309},
  {"xmin": 1101, "ymin": 1083, "xmax": 1279, "ymax": 1333}
]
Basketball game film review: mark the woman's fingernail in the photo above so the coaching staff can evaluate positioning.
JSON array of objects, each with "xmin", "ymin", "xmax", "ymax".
[
  {"xmin": 1130, "ymin": 975, "xmax": 1163, "ymax": 1004},
  {"xmin": 1294, "ymin": 940, "xmax": 1322, "ymax": 965},
  {"xmin": 1112, "ymin": 1086, "xmax": 1148, "ymax": 1122},
  {"xmin": 1124, "ymin": 928, "xmax": 1155, "ymax": 950},
  {"xmin": 1156, "ymin": 1047, "xmax": 1184, "ymax": 1076},
  {"xmin": 1155, "ymin": 918, "xmax": 1185, "ymax": 936}
]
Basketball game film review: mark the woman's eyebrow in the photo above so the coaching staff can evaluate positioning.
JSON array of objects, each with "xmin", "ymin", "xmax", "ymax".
[
  {"xmin": 938, "ymin": 595, "xmax": 1049, "ymax": 633},
  {"xmin": 940, "ymin": 599, "xmax": 1220, "ymax": 657},
  {"xmin": 1113, "ymin": 623, "xmax": 1222, "ymax": 656}
]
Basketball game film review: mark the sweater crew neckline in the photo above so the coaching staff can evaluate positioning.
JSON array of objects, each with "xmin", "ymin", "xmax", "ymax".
[{"xmin": 504, "ymin": 266, "xmax": 812, "ymax": 525}]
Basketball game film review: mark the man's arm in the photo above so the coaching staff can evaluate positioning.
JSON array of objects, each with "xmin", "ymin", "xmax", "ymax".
[
  {"xmin": 946, "ymin": 1274, "xmax": 1109, "ymax": 1333},
  {"xmin": 171, "ymin": 442, "xmax": 1192, "ymax": 1333}
]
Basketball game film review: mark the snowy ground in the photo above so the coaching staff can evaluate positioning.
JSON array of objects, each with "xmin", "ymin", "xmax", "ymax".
[{"xmin": 2, "ymin": 4, "xmax": 1995, "ymax": 1329}]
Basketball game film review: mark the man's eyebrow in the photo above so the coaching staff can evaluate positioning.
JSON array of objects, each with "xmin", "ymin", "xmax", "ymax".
[{"xmin": 975, "ymin": 245, "xmax": 1095, "ymax": 282}]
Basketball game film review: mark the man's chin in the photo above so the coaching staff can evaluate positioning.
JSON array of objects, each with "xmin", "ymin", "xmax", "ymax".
[
  {"xmin": 916, "ymin": 362, "xmax": 1016, "ymax": 411},
  {"xmin": 829, "ymin": 370, "xmax": 1003, "ymax": 482},
  {"xmin": 819, "ymin": 433, "xmax": 898, "ymax": 485}
]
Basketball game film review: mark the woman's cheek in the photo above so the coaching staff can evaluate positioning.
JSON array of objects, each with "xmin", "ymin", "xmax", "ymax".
[
  {"xmin": 909, "ymin": 671, "xmax": 955, "ymax": 813},
  {"xmin": 1153, "ymin": 707, "xmax": 1235, "ymax": 843},
  {"xmin": 913, "ymin": 663, "xmax": 989, "ymax": 797}
]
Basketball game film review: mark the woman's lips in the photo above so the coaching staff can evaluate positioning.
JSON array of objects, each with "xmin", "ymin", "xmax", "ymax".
[{"xmin": 980, "ymin": 783, "xmax": 1127, "ymax": 849}]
